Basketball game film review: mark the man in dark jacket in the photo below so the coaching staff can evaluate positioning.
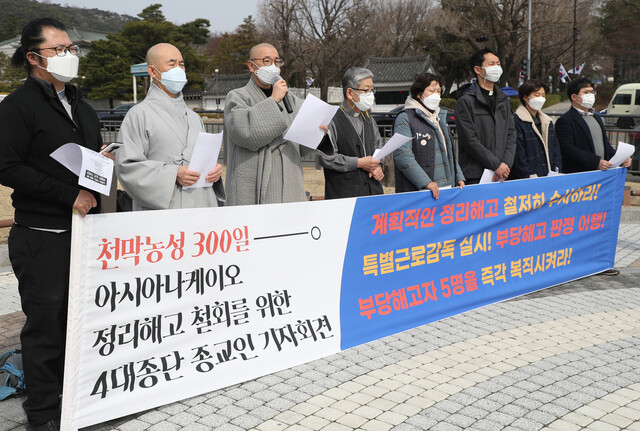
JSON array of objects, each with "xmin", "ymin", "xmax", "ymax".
[
  {"xmin": 555, "ymin": 77, "xmax": 631, "ymax": 173},
  {"xmin": 455, "ymin": 49, "xmax": 516, "ymax": 184},
  {"xmin": 0, "ymin": 18, "xmax": 102, "ymax": 431},
  {"xmin": 555, "ymin": 77, "xmax": 630, "ymax": 277}
]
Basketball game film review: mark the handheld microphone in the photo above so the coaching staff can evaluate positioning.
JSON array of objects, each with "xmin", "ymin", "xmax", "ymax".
[
  {"xmin": 282, "ymin": 94, "xmax": 293, "ymax": 114},
  {"xmin": 276, "ymin": 75, "xmax": 293, "ymax": 114}
]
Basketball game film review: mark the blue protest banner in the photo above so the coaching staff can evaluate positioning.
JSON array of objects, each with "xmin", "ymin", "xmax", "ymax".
[{"xmin": 340, "ymin": 169, "xmax": 625, "ymax": 349}]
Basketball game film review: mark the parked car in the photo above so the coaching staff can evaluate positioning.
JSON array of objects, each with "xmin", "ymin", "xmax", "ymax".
[
  {"xmin": 97, "ymin": 103, "xmax": 136, "ymax": 122},
  {"xmin": 372, "ymin": 106, "xmax": 456, "ymax": 137},
  {"xmin": 371, "ymin": 106, "xmax": 404, "ymax": 133},
  {"xmin": 604, "ymin": 83, "xmax": 640, "ymax": 129}
]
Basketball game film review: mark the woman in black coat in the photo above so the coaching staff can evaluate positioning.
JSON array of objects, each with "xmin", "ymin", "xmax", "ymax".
[{"xmin": 510, "ymin": 79, "xmax": 562, "ymax": 179}]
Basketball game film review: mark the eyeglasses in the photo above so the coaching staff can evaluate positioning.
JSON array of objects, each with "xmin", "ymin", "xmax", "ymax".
[
  {"xmin": 351, "ymin": 87, "xmax": 376, "ymax": 94},
  {"xmin": 250, "ymin": 57, "xmax": 284, "ymax": 67},
  {"xmin": 34, "ymin": 44, "xmax": 80, "ymax": 57},
  {"xmin": 580, "ymin": 90, "xmax": 596, "ymax": 95}
]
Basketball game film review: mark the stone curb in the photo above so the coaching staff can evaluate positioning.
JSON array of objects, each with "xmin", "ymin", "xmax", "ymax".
[{"xmin": 620, "ymin": 207, "xmax": 640, "ymax": 223}]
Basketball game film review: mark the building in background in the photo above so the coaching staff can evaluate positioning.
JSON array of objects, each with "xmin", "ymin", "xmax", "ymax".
[
  {"xmin": 0, "ymin": 27, "xmax": 108, "ymax": 58},
  {"xmin": 364, "ymin": 55, "xmax": 435, "ymax": 112},
  {"xmin": 200, "ymin": 73, "xmax": 342, "ymax": 111}
]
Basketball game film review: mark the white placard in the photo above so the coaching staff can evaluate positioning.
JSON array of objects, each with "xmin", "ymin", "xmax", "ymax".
[
  {"xmin": 609, "ymin": 142, "xmax": 635, "ymax": 168},
  {"xmin": 183, "ymin": 132, "xmax": 223, "ymax": 189},
  {"xmin": 479, "ymin": 168, "xmax": 501, "ymax": 184},
  {"xmin": 372, "ymin": 133, "xmax": 412, "ymax": 161},
  {"xmin": 50, "ymin": 143, "xmax": 114, "ymax": 195},
  {"xmin": 283, "ymin": 94, "xmax": 339, "ymax": 149}
]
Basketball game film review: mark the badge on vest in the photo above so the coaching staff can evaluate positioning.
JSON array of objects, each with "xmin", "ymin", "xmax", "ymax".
[{"xmin": 417, "ymin": 132, "xmax": 432, "ymax": 146}]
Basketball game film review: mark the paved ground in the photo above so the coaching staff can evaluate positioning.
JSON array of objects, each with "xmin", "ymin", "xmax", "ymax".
[
  {"xmin": 1, "ymin": 219, "xmax": 640, "ymax": 431},
  {"xmin": 542, "ymin": 99, "xmax": 572, "ymax": 116}
]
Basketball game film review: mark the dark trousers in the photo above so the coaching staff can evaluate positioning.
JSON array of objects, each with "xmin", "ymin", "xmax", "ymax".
[{"xmin": 8, "ymin": 225, "xmax": 71, "ymax": 425}]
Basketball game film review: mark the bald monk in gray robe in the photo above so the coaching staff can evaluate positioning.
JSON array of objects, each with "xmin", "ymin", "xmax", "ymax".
[
  {"xmin": 225, "ymin": 43, "xmax": 317, "ymax": 206},
  {"xmin": 117, "ymin": 43, "xmax": 224, "ymax": 210}
]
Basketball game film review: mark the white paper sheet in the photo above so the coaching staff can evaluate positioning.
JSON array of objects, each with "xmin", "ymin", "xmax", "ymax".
[
  {"xmin": 183, "ymin": 132, "xmax": 223, "ymax": 189},
  {"xmin": 609, "ymin": 142, "xmax": 636, "ymax": 168},
  {"xmin": 372, "ymin": 133, "xmax": 413, "ymax": 161},
  {"xmin": 283, "ymin": 94, "xmax": 339, "ymax": 149},
  {"xmin": 479, "ymin": 168, "xmax": 500, "ymax": 184},
  {"xmin": 50, "ymin": 143, "xmax": 114, "ymax": 195}
]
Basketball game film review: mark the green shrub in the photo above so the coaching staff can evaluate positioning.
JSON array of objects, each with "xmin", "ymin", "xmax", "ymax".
[
  {"xmin": 510, "ymin": 98, "xmax": 521, "ymax": 113},
  {"xmin": 441, "ymin": 98, "xmax": 456, "ymax": 110},
  {"xmin": 544, "ymin": 94, "xmax": 562, "ymax": 108}
]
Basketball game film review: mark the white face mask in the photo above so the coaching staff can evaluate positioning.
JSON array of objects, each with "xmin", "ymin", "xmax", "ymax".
[
  {"xmin": 153, "ymin": 66, "xmax": 188, "ymax": 94},
  {"xmin": 34, "ymin": 51, "xmax": 79, "ymax": 83},
  {"xmin": 481, "ymin": 65, "xmax": 503, "ymax": 83},
  {"xmin": 528, "ymin": 96, "xmax": 546, "ymax": 111},
  {"xmin": 422, "ymin": 93, "xmax": 441, "ymax": 111},
  {"xmin": 253, "ymin": 63, "xmax": 281, "ymax": 85},
  {"xmin": 353, "ymin": 91, "xmax": 375, "ymax": 112},
  {"xmin": 578, "ymin": 93, "xmax": 595, "ymax": 109}
]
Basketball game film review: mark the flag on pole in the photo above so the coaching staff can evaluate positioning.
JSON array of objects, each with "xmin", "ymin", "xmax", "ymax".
[
  {"xmin": 568, "ymin": 63, "xmax": 585, "ymax": 75},
  {"xmin": 559, "ymin": 64, "xmax": 569, "ymax": 83}
]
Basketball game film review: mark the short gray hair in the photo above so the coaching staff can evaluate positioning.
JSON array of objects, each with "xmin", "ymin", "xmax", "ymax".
[{"xmin": 342, "ymin": 67, "xmax": 374, "ymax": 98}]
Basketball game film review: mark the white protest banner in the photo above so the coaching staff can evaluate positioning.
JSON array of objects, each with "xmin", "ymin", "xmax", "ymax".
[
  {"xmin": 61, "ymin": 200, "xmax": 354, "ymax": 430},
  {"xmin": 62, "ymin": 170, "xmax": 626, "ymax": 430}
]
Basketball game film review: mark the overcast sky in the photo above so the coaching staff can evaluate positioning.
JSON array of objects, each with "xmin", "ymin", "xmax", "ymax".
[{"xmin": 44, "ymin": 0, "xmax": 260, "ymax": 33}]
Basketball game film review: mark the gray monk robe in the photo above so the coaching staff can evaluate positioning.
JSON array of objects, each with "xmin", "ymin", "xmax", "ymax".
[
  {"xmin": 224, "ymin": 77, "xmax": 316, "ymax": 206},
  {"xmin": 116, "ymin": 84, "xmax": 225, "ymax": 211}
]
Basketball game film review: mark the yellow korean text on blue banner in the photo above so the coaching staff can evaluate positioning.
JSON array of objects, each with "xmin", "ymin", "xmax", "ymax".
[{"xmin": 339, "ymin": 169, "xmax": 626, "ymax": 349}]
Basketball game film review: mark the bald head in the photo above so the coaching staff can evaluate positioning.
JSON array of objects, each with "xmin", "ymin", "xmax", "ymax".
[
  {"xmin": 146, "ymin": 43, "xmax": 186, "ymax": 97},
  {"xmin": 247, "ymin": 43, "xmax": 281, "ymax": 89},
  {"xmin": 249, "ymin": 43, "xmax": 278, "ymax": 61},
  {"xmin": 146, "ymin": 43, "xmax": 183, "ymax": 68}
]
